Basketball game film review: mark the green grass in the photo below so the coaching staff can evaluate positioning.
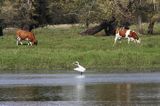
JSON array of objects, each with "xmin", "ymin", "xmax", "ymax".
[{"xmin": 0, "ymin": 25, "xmax": 160, "ymax": 73}]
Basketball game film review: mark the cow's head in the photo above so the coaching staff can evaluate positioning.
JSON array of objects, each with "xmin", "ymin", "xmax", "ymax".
[
  {"xmin": 136, "ymin": 38, "xmax": 141, "ymax": 44},
  {"xmin": 34, "ymin": 40, "xmax": 38, "ymax": 45},
  {"xmin": 130, "ymin": 31, "xmax": 141, "ymax": 44}
]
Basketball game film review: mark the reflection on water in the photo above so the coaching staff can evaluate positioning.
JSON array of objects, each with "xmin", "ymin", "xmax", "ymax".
[
  {"xmin": 1, "ymin": 73, "xmax": 160, "ymax": 105},
  {"xmin": 0, "ymin": 83, "xmax": 160, "ymax": 103}
]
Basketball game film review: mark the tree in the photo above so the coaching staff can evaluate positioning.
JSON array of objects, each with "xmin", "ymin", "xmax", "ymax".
[
  {"xmin": 0, "ymin": 0, "xmax": 19, "ymax": 26},
  {"xmin": 148, "ymin": 14, "xmax": 160, "ymax": 34},
  {"xmin": 147, "ymin": 0, "xmax": 160, "ymax": 34},
  {"xmin": 0, "ymin": 0, "xmax": 159, "ymax": 33},
  {"xmin": 63, "ymin": 0, "xmax": 98, "ymax": 27},
  {"xmin": 32, "ymin": 0, "xmax": 49, "ymax": 25}
]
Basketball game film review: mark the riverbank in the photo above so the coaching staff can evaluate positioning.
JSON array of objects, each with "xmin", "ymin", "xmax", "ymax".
[{"xmin": 0, "ymin": 25, "xmax": 160, "ymax": 73}]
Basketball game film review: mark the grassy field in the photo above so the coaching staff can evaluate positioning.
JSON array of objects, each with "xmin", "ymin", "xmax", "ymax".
[{"xmin": 0, "ymin": 24, "xmax": 160, "ymax": 73}]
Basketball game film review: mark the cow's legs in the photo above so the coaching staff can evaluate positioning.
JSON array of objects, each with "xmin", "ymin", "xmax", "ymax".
[
  {"xmin": 16, "ymin": 40, "xmax": 19, "ymax": 46},
  {"xmin": 27, "ymin": 41, "xmax": 32, "ymax": 46},
  {"xmin": 128, "ymin": 37, "xmax": 136, "ymax": 44},
  {"xmin": 25, "ymin": 38, "xmax": 32, "ymax": 46},
  {"xmin": 118, "ymin": 37, "xmax": 122, "ymax": 43},
  {"xmin": 27, "ymin": 41, "xmax": 30, "ymax": 46},
  {"xmin": 114, "ymin": 33, "xmax": 121, "ymax": 46},
  {"xmin": 29, "ymin": 42, "xmax": 32, "ymax": 46},
  {"xmin": 128, "ymin": 37, "xmax": 131, "ymax": 44},
  {"xmin": 114, "ymin": 35, "xmax": 118, "ymax": 45},
  {"xmin": 17, "ymin": 37, "xmax": 23, "ymax": 45},
  {"xmin": 20, "ymin": 42, "xmax": 23, "ymax": 45},
  {"xmin": 16, "ymin": 37, "xmax": 20, "ymax": 45}
]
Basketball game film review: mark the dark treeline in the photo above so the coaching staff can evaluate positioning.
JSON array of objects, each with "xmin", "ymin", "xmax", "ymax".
[
  {"xmin": 0, "ymin": 0, "xmax": 160, "ymax": 33},
  {"xmin": 0, "ymin": 0, "xmax": 78, "ymax": 27}
]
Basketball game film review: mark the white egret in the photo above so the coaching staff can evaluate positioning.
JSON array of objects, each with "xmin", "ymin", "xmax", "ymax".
[{"xmin": 73, "ymin": 61, "xmax": 86, "ymax": 75}]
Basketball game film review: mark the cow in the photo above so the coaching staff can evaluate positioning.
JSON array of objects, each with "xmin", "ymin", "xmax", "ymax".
[
  {"xmin": 114, "ymin": 27, "xmax": 141, "ymax": 45},
  {"xmin": 16, "ymin": 29, "xmax": 38, "ymax": 46}
]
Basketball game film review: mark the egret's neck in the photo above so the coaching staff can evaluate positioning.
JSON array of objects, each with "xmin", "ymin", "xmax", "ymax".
[{"xmin": 76, "ymin": 63, "xmax": 80, "ymax": 66}]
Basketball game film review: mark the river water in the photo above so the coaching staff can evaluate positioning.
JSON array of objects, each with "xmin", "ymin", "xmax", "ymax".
[{"xmin": 0, "ymin": 73, "xmax": 160, "ymax": 106}]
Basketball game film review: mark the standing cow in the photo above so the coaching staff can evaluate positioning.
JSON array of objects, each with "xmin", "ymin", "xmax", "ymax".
[
  {"xmin": 114, "ymin": 27, "xmax": 141, "ymax": 45},
  {"xmin": 16, "ymin": 29, "xmax": 38, "ymax": 46}
]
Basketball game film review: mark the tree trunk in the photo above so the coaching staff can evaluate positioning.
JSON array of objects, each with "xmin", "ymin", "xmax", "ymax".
[
  {"xmin": 148, "ymin": 22, "xmax": 155, "ymax": 34},
  {"xmin": 148, "ymin": 15, "xmax": 159, "ymax": 34},
  {"xmin": 80, "ymin": 24, "xmax": 104, "ymax": 35},
  {"xmin": 147, "ymin": 14, "xmax": 160, "ymax": 34},
  {"xmin": 85, "ymin": 18, "xmax": 89, "ymax": 28},
  {"xmin": 137, "ymin": 15, "xmax": 143, "ymax": 33},
  {"xmin": 80, "ymin": 17, "xmax": 116, "ymax": 36},
  {"xmin": 153, "ymin": 0, "xmax": 156, "ymax": 11}
]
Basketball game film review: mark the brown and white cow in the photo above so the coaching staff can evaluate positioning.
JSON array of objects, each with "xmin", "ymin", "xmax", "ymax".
[
  {"xmin": 16, "ymin": 29, "xmax": 38, "ymax": 46},
  {"xmin": 114, "ymin": 28, "xmax": 141, "ymax": 45}
]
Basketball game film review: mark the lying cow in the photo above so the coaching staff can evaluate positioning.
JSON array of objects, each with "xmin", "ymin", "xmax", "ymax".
[
  {"xmin": 16, "ymin": 29, "xmax": 38, "ymax": 46},
  {"xmin": 114, "ymin": 27, "xmax": 141, "ymax": 45}
]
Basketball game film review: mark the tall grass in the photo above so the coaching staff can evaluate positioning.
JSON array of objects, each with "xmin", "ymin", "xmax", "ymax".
[{"xmin": 0, "ymin": 25, "xmax": 160, "ymax": 73}]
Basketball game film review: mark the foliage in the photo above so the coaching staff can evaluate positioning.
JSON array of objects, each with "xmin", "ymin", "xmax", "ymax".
[{"xmin": 0, "ymin": 0, "xmax": 160, "ymax": 31}]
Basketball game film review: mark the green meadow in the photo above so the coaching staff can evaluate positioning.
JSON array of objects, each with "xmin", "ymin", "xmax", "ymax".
[{"xmin": 0, "ymin": 24, "xmax": 160, "ymax": 73}]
